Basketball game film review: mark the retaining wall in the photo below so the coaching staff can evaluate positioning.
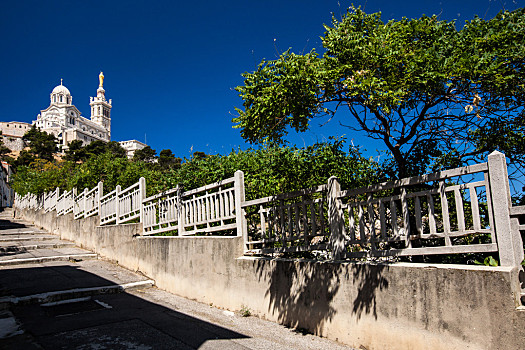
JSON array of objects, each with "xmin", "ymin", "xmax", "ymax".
[{"xmin": 17, "ymin": 208, "xmax": 525, "ymax": 350}]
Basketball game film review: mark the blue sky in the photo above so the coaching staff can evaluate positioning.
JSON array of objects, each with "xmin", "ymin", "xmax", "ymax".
[{"xmin": 1, "ymin": 0, "xmax": 522, "ymax": 159}]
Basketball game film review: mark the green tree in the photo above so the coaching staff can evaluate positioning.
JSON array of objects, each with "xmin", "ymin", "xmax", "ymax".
[
  {"xmin": 106, "ymin": 141, "xmax": 127, "ymax": 158},
  {"xmin": 22, "ymin": 125, "xmax": 58, "ymax": 161},
  {"xmin": 133, "ymin": 146, "xmax": 157, "ymax": 163},
  {"xmin": 63, "ymin": 140, "xmax": 88, "ymax": 162},
  {"xmin": 84, "ymin": 140, "xmax": 108, "ymax": 157},
  {"xmin": 234, "ymin": 7, "xmax": 525, "ymax": 178},
  {"xmin": 159, "ymin": 149, "xmax": 181, "ymax": 169}
]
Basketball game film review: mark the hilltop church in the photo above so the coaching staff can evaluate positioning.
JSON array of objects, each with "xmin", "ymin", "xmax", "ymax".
[
  {"xmin": 34, "ymin": 72, "xmax": 111, "ymax": 148},
  {"xmin": 0, "ymin": 73, "xmax": 146, "ymax": 157}
]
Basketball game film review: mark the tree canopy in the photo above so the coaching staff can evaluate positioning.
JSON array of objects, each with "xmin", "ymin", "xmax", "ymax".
[
  {"xmin": 21, "ymin": 126, "xmax": 58, "ymax": 162},
  {"xmin": 133, "ymin": 146, "xmax": 157, "ymax": 163},
  {"xmin": 64, "ymin": 140, "xmax": 127, "ymax": 162},
  {"xmin": 159, "ymin": 149, "xmax": 182, "ymax": 169},
  {"xmin": 234, "ymin": 7, "xmax": 525, "ymax": 178}
]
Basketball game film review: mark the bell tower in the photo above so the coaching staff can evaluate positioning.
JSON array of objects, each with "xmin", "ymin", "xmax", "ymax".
[{"xmin": 90, "ymin": 72, "xmax": 112, "ymax": 138}]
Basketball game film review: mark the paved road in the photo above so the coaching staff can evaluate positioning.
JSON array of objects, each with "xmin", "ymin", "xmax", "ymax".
[{"xmin": 0, "ymin": 208, "xmax": 355, "ymax": 350}]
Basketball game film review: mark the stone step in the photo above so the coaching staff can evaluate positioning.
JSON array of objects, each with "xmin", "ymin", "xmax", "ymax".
[
  {"xmin": 0, "ymin": 280, "xmax": 155, "ymax": 309},
  {"xmin": 0, "ymin": 227, "xmax": 47, "ymax": 236},
  {"xmin": 0, "ymin": 241, "xmax": 76, "ymax": 253},
  {"xmin": 0, "ymin": 236, "xmax": 57, "ymax": 242},
  {"xmin": 0, "ymin": 253, "xmax": 98, "ymax": 266}
]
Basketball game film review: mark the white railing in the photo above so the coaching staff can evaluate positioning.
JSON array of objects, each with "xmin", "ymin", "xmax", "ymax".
[
  {"xmin": 337, "ymin": 163, "xmax": 495, "ymax": 259},
  {"xmin": 117, "ymin": 178, "xmax": 145, "ymax": 224},
  {"xmin": 85, "ymin": 182, "xmax": 103, "ymax": 218},
  {"xmin": 74, "ymin": 188, "xmax": 87, "ymax": 219},
  {"xmin": 73, "ymin": 183, "xmax": 103, "ymax": 220},
  {"xmin": 142, "ymin": 171, "xmax": 245, "ymax": 236},
  {"xmin": 56, "ymin": 191, "xmax": 65, "ymax": 215},
  {"xmin": 143, "ymin": 186, "xmax": 181, "ymax": 235},
  {"xmin": 44, "ymin": 189, "xmax": 58, "ymax": 213},
  {"xmin": 57, "ymin": 189, "xmax": 74, "ymax": 216},
  {"xmin": 99, "ymin": 178, "xmax": 145, "ymax": 225},
  {"xmin": 13, "ymin": 152, "xmax": 524, "ymax": 269},
  {"xmin": 242, "ymin": 185, "xmax": 328, "ymax": 255},
  {"xmin": 100, "ymin": 187, "xmax": 118, "ymax": 225},
  {"xmin": 243, "ymin": 152, "xmax": 524, "ymax": 268}
]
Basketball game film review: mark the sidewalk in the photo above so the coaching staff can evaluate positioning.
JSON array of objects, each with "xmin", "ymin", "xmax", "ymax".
[{"xmin": 0, "ymin": 208, "xmax": 354, "ymax": 350}]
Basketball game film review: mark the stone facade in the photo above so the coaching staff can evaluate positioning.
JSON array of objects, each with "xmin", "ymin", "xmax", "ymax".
[
  {"xmin": 0, "ymin": 121, "xmax": 31, "ymax": 138},
  {"xmin": 2, "ymin": 73, "xmax": 149, "ymax": 155},
  {"xmin": 0, "ymin": 121, "xmax": 31, "ymax": 152},
  {"xmin": 33, "ymin": 73, "xmax": 111, "ymax": 150},
  {"xmin": 119, "ymin": 139, "xmax": 147, "ymax": 159}
]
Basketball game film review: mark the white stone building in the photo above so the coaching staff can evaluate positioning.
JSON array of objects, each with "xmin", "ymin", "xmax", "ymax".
[
  {"xmin": 33, "ymin": 72, "xmax": 112, "ymax": 150},
  {"xmin": 119, "ymin": 139, "xmax": 147, "ymax": 159},
  {"xmin": 1, "ymin": 73, "xmax": 149, "ymax": 157}
]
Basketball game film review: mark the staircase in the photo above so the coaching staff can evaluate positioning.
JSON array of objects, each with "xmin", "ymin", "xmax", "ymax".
[{"xmin": 0, "ymin": 207, "xmax": 154, "ymax": 342}]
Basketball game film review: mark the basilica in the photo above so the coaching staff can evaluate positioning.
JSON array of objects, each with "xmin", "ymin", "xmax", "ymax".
[
  {"xmin": 1, "ymin": 73, "xmax": 146, "ymax": 157},
  {"xmin": 33, "ymin": 72, "xmax": 112, "ymax": 149}
]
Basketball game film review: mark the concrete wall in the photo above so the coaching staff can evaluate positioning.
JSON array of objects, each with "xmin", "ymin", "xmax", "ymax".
[{"xmin": 18, "ymin": 208, "xmax": 525, "ymax": 350}]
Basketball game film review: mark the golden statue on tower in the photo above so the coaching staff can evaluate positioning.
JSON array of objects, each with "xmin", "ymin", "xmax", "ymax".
[{"xmin": 99, "ymin": 71, "xmax": 104, "ymax": 88}]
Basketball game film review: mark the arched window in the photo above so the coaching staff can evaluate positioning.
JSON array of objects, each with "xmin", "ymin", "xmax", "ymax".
[{"xmin": 60, "ymin": 95, "xmax": 63, "ymax": 102}]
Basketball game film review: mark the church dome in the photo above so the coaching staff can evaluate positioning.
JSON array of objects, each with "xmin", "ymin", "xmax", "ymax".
[
  {"xmin": 50, "ymin": 79, "xmax": 73, "ymax": 105},
  {"xmin": 52, "ymin": 83, "xmax": 71, "ymax": 96}
]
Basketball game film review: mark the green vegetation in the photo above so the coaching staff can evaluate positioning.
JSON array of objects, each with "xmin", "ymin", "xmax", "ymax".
[
  {"xmin": 239, "ymin": 305, "xmax": 252, "ymax": 317},
  {"xmin": 234, "ymin": 6, "xmax": 525, "ymax": 179},
  {"xmin": 12, "ymin": 126, "xmax": 58, "ymax": 167},
  {"xmin": 10, "ymin": 137, "xmax": 382, "ymax": 201}
]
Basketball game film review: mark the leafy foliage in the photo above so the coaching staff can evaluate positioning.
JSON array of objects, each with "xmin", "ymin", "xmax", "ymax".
[
  {"xmin": 234, "ymin": 7, "xmax": 525, "ymax": 179},
  {"xmin": 64, "ymin": 140, "xmax": 127, "ymax": 162},
  {"xmin": 22, "ymin": 125, "xmax": 58, "ymax": 162},
  {"xmin": 10, "ymin": 140, "xmax": 381, "ymax": 202},
  {"xmin": 133, "ymin": 146, "xmax": 157, "ymax": 163},
  {"xmin": 159, "ymin": 149, "xmax": 182, "ymax": 170}
]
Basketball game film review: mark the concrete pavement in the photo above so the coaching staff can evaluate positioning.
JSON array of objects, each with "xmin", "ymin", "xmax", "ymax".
[{"xmin": 0, "ymin": 208, "xmax": 354, "ymax": 350}]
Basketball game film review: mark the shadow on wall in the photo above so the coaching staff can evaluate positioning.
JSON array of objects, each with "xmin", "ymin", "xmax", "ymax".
[
  {"xmin": 255, "ymin": 258, "xmax": 389, "ymax": 334},
  {"xmin": 351, "ymin": 263, "xmax": 389, "ymax": 320},
  {"xmin": 255, "ymin": 259, "xmax": 341, "ymax": 334}
]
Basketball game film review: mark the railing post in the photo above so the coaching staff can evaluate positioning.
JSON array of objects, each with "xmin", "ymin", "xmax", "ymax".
[
  {"xmin": 83, "ymin": 188, "xmax": 88, "ymax": 218},
  {"xmin": 488, "ymin": 151, "xmax": 524, "ymax": 267},
  {"xmin": 97, "ymin": 181, "xmax": 103, "ymax": 216},
  {"xmin": 139, "ymin": 177, "xmax": 146, "ymax": 226},
  {"xmin": 72, "ymin": 188, "xmax": 77, "ymax": 213},
  {"xmin": 55, "ymin": 187, "xmax": 59, "ymax": 214},
  {"xmin": 177, "ymin": 185, "xmax": 184, "ymax": 236},
  {"xmin": 328, "ymin": 176, "xmax": 345, "ymax": 260},
  {"xmin": 115, "ymin": 185, "xmax": 121, "ymax": 224},
  {"xmin": 234, "ymin": 170, "xmax": 247, "ymax": 247}
]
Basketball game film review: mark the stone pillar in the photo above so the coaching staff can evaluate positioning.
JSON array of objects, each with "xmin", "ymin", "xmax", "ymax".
[
  {"xmin": 139, "ymin": 177, "xmax": 146, "ymax": 229},
  {"xmin": 328, "ymin": 176, "xmax": 345, "ymax": 260},
  {"xmin": 488, "ymin": 151, "xmax": 524, "ymax": 267},
  {"xmin": 234, "ymin": 170, "xmax": 247, "ymax": 248},
  {"xmin": 115, "ymin": 185, "xmax": 121, "ymax": 225}
]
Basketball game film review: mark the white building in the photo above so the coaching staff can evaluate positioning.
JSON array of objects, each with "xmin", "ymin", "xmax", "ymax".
[
  {"xmin": 119, "ymin": 139, "xmax": 147, "ymax": 159},
  {"xmin": 33, "ymin": 72, "xmax": 112, "ymax": 150}
]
